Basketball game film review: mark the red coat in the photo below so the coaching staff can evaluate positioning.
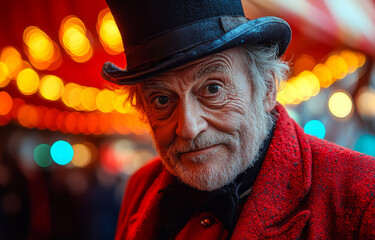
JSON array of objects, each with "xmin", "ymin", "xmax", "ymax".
[{"xmin": 115, "ymin": 105, "xmax": 375, "ymax": 239}]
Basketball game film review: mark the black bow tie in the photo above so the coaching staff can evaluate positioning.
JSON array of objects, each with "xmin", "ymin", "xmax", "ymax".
[{"xmin": 158, "ymin": 125, "xmax": 274, "ymax": 239}]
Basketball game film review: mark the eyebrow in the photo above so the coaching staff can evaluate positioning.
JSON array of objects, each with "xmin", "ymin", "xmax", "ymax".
[
  {"xmin": 193, "ymin": 63, "xmax": 227, "ymax": 81},
  {"xmin": 140, "ymin": 80, "xmax": 168, "ymax": 91},
  {"xmin": 140, "ymin": 63, "xmax": 229, "ymax": 91}
]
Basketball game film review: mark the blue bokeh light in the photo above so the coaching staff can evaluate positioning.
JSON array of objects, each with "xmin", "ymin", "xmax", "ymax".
[
  {"xmin": 304, "ymin": 120, "xmax": 326, "ymax": 139},
  {"xmin": 354, "ymin": 134, "xmax": 375, "ymax": 157},
  {"xmin": 50, "ymin": 140, "xmax": 74, "ymax": 165}
]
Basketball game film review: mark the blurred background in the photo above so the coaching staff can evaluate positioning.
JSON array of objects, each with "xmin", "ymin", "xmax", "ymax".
[{"xmin": 0, "ymin": 0, "xmax": 374, "ymax": 239}]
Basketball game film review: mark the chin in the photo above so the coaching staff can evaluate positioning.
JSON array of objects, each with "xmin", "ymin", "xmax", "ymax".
[{"xmin": 163, "ymin": 154, "xmax": 245, "ymax": 191}]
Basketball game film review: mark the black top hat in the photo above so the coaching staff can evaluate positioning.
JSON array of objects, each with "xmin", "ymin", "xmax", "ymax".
[{"xmin": 102, "ymin": 0, "xmax": 291, "ymax": 85}]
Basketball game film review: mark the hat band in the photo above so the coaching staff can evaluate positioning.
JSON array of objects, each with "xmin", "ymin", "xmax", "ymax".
[{"xmin": 125, "ymin": 16, "xmax": 245, "ymax": 70}]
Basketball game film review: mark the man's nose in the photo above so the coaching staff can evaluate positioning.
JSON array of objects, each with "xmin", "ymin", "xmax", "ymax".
[{"xmin": 175, "ymin": 100, "xmax": 207, "ymax": 140}]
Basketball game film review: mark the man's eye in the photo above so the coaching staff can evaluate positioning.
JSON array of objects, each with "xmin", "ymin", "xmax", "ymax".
[
  {"xmin": 154, "ymin": 96, "xmax": 170, "ymax": 106},
  {"xmin": 207, "ymin": 84, "xmax": 222, "ymax": 94}
]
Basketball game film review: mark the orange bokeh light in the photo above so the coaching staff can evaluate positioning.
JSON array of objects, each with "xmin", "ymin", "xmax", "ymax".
[
  {"xmin": 17, "ymin": 104, "xmax": 39, "ymax": 128},
  {"xmin": 0, "ymin": 91, "xmax": 13, "ymax": 116}
]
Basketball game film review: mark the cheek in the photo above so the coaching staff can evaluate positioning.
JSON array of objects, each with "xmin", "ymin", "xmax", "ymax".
[
  {"xmin": 207, "ymin": 94, "xmax": 251, "ymax": 131},
  {"xmin": 148, "ymin": 115, "xmax": 177, "ymax": 148}
]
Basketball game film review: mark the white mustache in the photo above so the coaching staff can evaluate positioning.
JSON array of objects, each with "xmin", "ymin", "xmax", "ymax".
[{"xmin": 167, "ymin": 133, "xmax": 233, "ymax": 157}]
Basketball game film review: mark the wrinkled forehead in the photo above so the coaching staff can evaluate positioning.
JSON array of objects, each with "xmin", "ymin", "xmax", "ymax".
[{"xmin": 139, "ymin": 48, "xmax": 244, "ymax": 90}]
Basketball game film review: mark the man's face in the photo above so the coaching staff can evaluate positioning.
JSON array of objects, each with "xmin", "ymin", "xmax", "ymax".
[{"xmin": 139, "ymin": 48, "xmax": 275, "ymax": 191}]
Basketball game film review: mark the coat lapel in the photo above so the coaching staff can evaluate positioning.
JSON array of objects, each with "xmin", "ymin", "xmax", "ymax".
[
  {"xmin": 126, "ymin": 169, "xmax": 174, "ymax": 240},
  {"xmin": 232, "ymin": 105, "xmax": 312, "ymax": 239}
]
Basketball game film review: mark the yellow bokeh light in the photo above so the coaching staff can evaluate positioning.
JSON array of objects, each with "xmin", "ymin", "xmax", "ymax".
[
  {"xmin": 16, "ymin": 68, "xmax": 40, "ymax": 95},
  {"xmin": 355, "ymin": 52, "xmax": 366, "ymax": 68},
  {"xmin": 114, "ymin": 93, "xmax": 132, "ymax": 113},
  {"xmin": 71, "ymin": 144, "xmax": 92, "ymax": 167},
  {"xmin": 23, "ymin": 26, "xmax": 62, "ymax": 70},
  {"xmin": 339, "ymin": 50, "xmax": 358, "ymax": 73},
  {"xmin": 68, "ymin": 84, "xmax": 83, "ymax": 108},
  {"xmin": 101, "ymin": 20, "xmax": 123, "ymax": 47},
  {"xmin": 277, "ymin": 80, "xmax": 299, "ymax": 105},
  {"xmin": 62, "ymin": 82, "xmax": 77, "ymax": 107},
  {"xmin": 328, "ymin": 91, "xmax": 353, "ymax": 118},
  {"xmin": 96, "ymin": 89, "xmax": 115, "ymax": 113},
  {"xmin": 39, "ymin": 75, "xmax": 64, "ymax": 101},
  {"xmin": 97, "ymin": 9, "xmax": 124, "ymax": 55},
  {"xmin": 0, "ymin": 62, "xmax": 10, "ymax": 88},
  {"xmin": 313, "ymin": 64, "xmax": 333, "ymax": 88},
  {"xmin": 325, "ymin": 55, "xmax": 348, "ymax": 80},
  {"xmin": 23, "ymin": 26, "xmax": 53, "ymax": 61},
  {"xmin": 0, "ymin": 46, "xmax": 23, "ymax": 79},
  {"xmin": 59, "ymin": 16, "xmax": 93, "ymax": 62},
  {"xmin": 81, "ymin": 87, "xmax": 99, "ymax": 111},
  {"xmin": 63, "ymin": 28, "xmax": 88, "ymax": 53},
  {"xmin": 299, "ymin": 71, "xmax": 320, "ymax": 97},
  {"xmin": 292, "ymin": 76, "xmax": 312, "ymax": 102}
]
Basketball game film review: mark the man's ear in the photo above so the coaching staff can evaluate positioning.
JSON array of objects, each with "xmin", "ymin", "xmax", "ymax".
[{"xmin": 264, "ymin": 80, "xmax": 277, "ymax": 112}]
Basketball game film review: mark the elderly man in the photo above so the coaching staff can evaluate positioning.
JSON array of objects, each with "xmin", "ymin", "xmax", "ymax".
[{"xmin": 101, "ymin": 0, "xmax": 375, "ymax": 239}]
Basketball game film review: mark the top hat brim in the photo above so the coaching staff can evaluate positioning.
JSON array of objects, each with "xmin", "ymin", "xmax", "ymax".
[{"xmin": 101, "ymin": 16, "xmax": 291, "ymax": 85}]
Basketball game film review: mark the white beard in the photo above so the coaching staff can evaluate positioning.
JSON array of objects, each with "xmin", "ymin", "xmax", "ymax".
[{"xmin": 153, "ymin": 101, "xmax": 274, "ymax": 191}]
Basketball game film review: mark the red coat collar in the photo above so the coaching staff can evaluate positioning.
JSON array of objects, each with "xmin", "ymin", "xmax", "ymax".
[{"xmin": 232, "ymin": 104, "xmax": 312, "ymax": 238}]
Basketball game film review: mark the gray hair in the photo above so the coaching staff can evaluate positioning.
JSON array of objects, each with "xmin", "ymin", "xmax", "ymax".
[{"xmin": 240, "ymin": 44, "xmax": 289, "ymax": 107}]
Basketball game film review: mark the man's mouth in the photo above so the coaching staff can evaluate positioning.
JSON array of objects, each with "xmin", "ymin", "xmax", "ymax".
[{"xmin": 180, "ymin": 144, "xmax": 220, "ymax": 156}]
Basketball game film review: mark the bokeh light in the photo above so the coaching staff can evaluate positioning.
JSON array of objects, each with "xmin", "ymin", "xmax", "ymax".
[
  {"xmin": 354, "ymin": 134, "xmax": 375, "ymax": 157},
  {"xmin": 0, "ymin": 91, "xmax": 13, "ymax": 115},
  {"xmin": 356, "ymin": 87, "xmax": 375, "ymax": 117},
  {"xmin": 71, "ymin": 144, "xmax": 92, "ymax": 167},
  {"xmin": 97, "ymin": 8, "xmax": 124, "ymax": 55},
  {"xmin": 304, "ymin": 120, "xmax": 326, "ymax": 139},
  {"xmin": 355, "ymin": 52, "xmax": 366, "ymax": 68},
  {"xmin": 312, "ymin": 64, "xmax": 333, "ymax": 88},
  {"xmin": 16, "ymin": 68, "xmax": 40, "ymax": 95},
  {"xmin": 33, "ymin": 144, "xmax": 53, "ymax": 167},
  {"xmin": 293, "ymin": 54, "xmax": 316, "ymax": 74},
  {"xmin": 39, "ymin": 75, "xmax": 64, "ymax": 101},
  {"xmin": 96, "ymin": 89, "xmax": 115, "ymax": 113},
  {"xmin": 339, "ymin": 50, "xmax": 359, "ymax": 73},
  {"xmin": 80, "ymin": 87, "xmax": 99, "ymax": 111},
  {"xmin": 325, "ymin": 55, "xmax": 348, "ymax": 80},
  {"xmin": 50, "ymin": 140, "xmax": 74, "ymax": 165},
  {"xmin": 0, "ymin": 62, "xmax": 10, "ymax": 87},
  {"xmin": 114, "ymin": 92, "xmax": 133, "ymax": 114},
  {"xmin": 44, "ymin": 108, "xmax": 59, "ymax": 131},
  {"xmin": 59, "ymin": 16, "xmax": 93, "ymax": 62},
  {"xmin": 17, "ymin": 104, "xmax": 39, "ymax": 128},
  {"xmin": 328, "ymin": 91, "xmax": 353, "ymax": 119},
  {"xmin": 23, "ymin": 26, "xmax": 62, "ymax": 70},
  {"xmin": 0, "ymin": 46, "xmax": 23, "ymax": 79}
]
